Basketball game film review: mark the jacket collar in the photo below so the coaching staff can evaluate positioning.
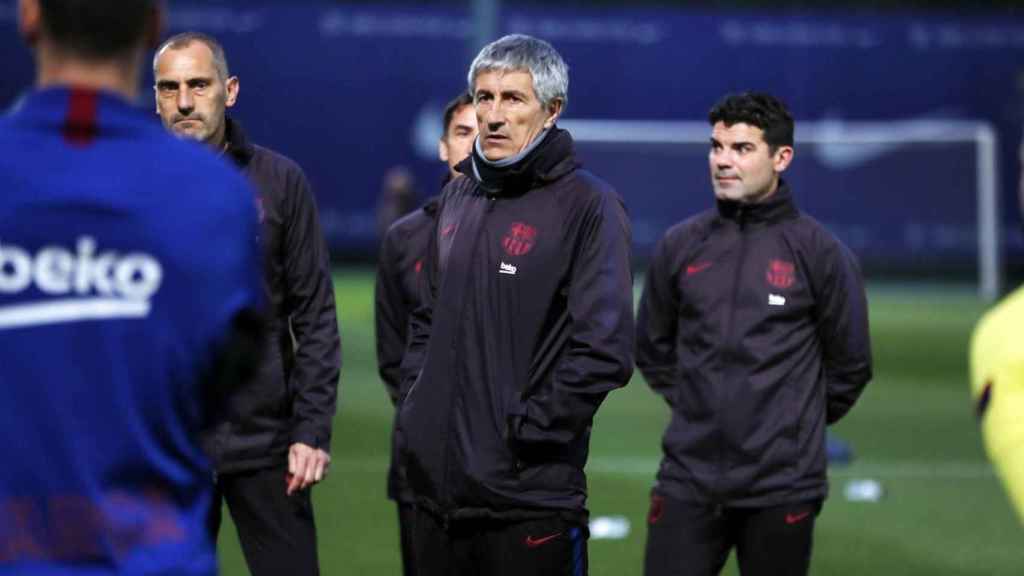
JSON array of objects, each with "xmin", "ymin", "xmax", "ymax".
[
  {"xmin": 224, "ymin": 116, "xmax": 255, "ymax": 168},
  {"xmin": 457, "ymin": 126, "xmax": 578, "ymax": 196},
  {"xmin": 10, "ymin": 86, "xmax": 141, "ymax": 131},
  {"xmin": 715, "ymin": 179, "xmax": 799, "ymax": 226}
]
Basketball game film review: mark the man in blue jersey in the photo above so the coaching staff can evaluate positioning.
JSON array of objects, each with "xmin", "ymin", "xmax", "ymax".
[
  {"xmin": 0, "ymin": 1, "xmax": 264, "ymax": 574},
  {"xmin": 154, "ymin": 32, "xmax": 341, "ymax": 575}
]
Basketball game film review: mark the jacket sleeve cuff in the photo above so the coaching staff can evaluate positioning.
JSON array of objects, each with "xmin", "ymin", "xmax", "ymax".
[{"xmin": 291, "ymin": 425, "xmax": 330, "ymax": 453}]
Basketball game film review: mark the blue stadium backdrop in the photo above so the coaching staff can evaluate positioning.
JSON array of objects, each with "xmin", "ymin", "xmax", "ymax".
[{"xmin": 2, "ymin": 1, "xmax": 1021, "ymax": 279}]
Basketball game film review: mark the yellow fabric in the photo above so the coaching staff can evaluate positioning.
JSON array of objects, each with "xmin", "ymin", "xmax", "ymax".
[{"xmin": 971, "ymin": 286, "xmax": 1024, "ymax": 523}]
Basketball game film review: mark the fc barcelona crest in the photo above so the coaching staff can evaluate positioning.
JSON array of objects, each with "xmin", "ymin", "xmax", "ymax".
[
  {"xmin": 502, "ymin": 222, "xmax": 537, "ymax": 257},
  {"xmin": 766, "ymin": 259, "xmax": 795, "ymax": 289}
]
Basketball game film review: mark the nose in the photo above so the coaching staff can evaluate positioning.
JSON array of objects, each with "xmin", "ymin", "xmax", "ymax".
[
  {"xmin": 176, "ymin": 88, "xmax": 194, "ymax": 115},
  {"xmin": 713, "ymin": 149, "xmax": 733, "ymax": 169},
  {"xmin": 482, "ymin": 106, "xmax": 504, "ymax": 132}
]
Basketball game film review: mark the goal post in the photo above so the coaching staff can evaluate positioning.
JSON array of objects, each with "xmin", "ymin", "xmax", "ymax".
[{"xmin": 561, "ymin": 118, "xmax": 1001, "ymax": 301}]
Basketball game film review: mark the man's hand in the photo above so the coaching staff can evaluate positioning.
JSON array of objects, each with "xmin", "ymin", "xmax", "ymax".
[{"xmin": 286, "ymin": 442, "xmax": 331, "ymax": 495}]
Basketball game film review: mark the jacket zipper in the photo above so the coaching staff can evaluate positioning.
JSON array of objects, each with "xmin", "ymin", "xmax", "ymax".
[
  {"xmin": 440, "ymin": 193, "xmax": 497, "ymax": 522},
  {"xmin": 717, "ymin": 206, "xmax": 748, "ymax": 508}
]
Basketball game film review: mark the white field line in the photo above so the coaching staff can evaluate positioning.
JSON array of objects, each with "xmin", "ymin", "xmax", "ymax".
[{"xmin": 332, "ymin": 456, "xmax": 995, "ymax": 480}]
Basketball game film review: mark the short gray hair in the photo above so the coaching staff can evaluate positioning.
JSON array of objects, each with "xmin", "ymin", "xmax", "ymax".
[
  {"xmin": 153, "ymin": 32, "xmax": 230, "ymax": 81},
  {"xmin": 467, "ymin": 34, "xmax": 569, "ymax": 111}
]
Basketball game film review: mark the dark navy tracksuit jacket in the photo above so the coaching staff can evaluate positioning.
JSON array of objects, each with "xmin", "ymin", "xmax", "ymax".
[
  {"xmin": 398, "ymin": 129, "xmax": 634, "ymax": 523},
  {"xmin": 636, "ymin": 183, "xmax": 872, "ymax": 509},
  {"xmin": 376, "ymin": 196, "xmax": 439, "ymax": 503},
  {"xmin": 203, "ymin": 118, "xmax": 341, "ymax": 474}
]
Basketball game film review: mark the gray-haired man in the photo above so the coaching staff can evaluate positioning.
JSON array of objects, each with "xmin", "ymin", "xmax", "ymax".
[{"xmin": 397, "ymin": 34, "xmax": 634, "ymax": 575}]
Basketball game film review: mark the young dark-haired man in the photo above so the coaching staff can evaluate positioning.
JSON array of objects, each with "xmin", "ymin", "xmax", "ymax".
[{"xmin": 637, "ymin": 92, "xmax": 873, "ymax": 576}]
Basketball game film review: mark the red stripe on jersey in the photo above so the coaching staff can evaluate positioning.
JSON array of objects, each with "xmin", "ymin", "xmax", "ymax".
[{"xmin": 63, "ymin": 88, "xmax": 98, "ymax": 147}]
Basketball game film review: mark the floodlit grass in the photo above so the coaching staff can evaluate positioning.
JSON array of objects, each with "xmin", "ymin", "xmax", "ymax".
[{"xmin": 214, "ymin": 271, "xmax": 1022, "ymax": 575}]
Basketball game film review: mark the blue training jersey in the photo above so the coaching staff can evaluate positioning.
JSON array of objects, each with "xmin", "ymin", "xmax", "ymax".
[{"xmin": 0, "ymin": 87, "xmax": 263, "ymax": 574}]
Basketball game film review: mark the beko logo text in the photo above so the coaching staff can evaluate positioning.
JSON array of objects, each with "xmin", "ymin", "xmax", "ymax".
[
  {"xmin": 0, "ymin": 237, "xmax": 163, "ymax": 330},
  {"xmin": 0, "ymin": 237, "xmax": 161, "ymax": 299}
]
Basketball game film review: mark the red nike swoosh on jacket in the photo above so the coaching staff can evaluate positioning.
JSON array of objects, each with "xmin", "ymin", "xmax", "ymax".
[
  {"xmin": 686, "ymin": 262, "xmax": 712, "ymax": 276},
  {"xmin": 525, "ymin": 532, "xmax": 563, "ymax": 548},
  {"xmin": 785, "ymin": 512, "xmax": 811, "ymax": 524}
]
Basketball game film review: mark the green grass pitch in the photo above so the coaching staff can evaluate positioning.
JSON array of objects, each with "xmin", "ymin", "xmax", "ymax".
[{"xmin": 213, "ymin": 270, "xmax": 1023, "ymax": 575}]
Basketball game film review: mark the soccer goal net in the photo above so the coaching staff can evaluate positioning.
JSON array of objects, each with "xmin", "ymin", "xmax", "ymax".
[{"xmin": 560, "ymin": 118, "xmax": 1001, "ymax": 301}]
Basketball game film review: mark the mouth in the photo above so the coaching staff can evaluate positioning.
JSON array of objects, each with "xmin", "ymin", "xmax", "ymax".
[
  {"xmin": 484, "ymin": 134, "xmax": 509, "ymax": 143},
  {"xmin": 715, "ymin": 175, "xmax": 740, "ymax": 184}
]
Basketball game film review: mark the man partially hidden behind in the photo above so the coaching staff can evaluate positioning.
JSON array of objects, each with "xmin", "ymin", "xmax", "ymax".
[
  {"xmin": 153, "ymin": 32, "xmax": 341, "ymax": 575},
  {"xmin": 0, "ymin": 1, "xmax": 263, "ymax": 574},
  {"xmin": 398, "ymin": 34, "xmax": 634, "ymax": 576},
  {"xmin": 375, "ymin": 91, "xmax": 477, "ymax": 576},
  {"xmin": 636, "ymin": 92, "xmax": 872, "ymax": 576},
  {"xmin": 970, "ymin": 145, "xmax": 1024, "ymax": 524}
]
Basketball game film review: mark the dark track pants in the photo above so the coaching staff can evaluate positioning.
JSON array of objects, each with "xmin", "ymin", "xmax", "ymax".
[
  {"xmin": 208, "ymin": 464, "xmax": 319, "ymax": 576},
  {"xmin": 644, "ymin": 492, "xmax": 821, "ymax": 576},
  {"xmin": 412, "ymin": 507, "xmax": 588, "ymax": 576}
]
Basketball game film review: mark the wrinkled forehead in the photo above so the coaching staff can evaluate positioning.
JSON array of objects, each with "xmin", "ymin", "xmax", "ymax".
[
  {"xmin": 472, "ymin": 67, "xmax": 536, "ymax": 93},
  {"xmin": 155, "ymin": 43, "xmax": 219, "ymax": 79}
]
